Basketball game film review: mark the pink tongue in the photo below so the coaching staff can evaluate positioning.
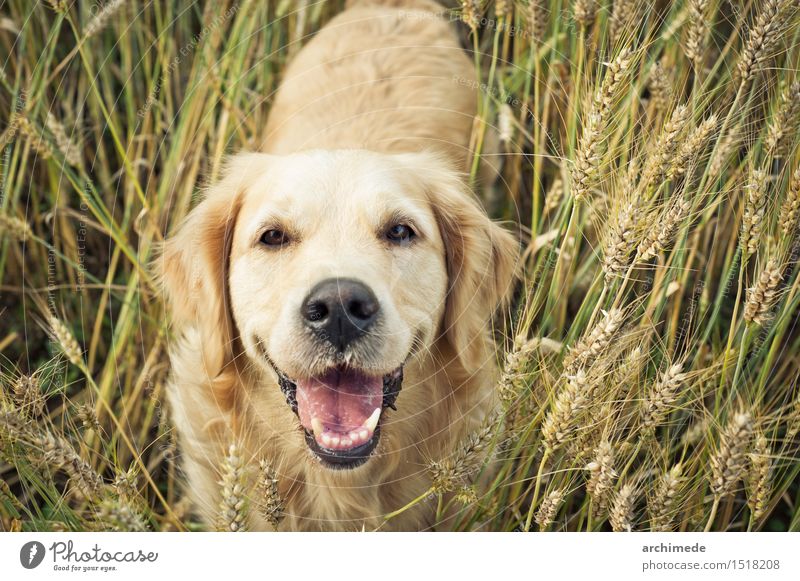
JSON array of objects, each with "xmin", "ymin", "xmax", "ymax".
[{"xmin": 296, "ymin": 368, "xmax": 382, "ymax": 434}]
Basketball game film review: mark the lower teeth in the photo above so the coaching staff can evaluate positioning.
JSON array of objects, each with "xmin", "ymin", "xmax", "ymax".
[{"xmin": 310, "ymin": 407, "xmax": 381, "ymax": 449}]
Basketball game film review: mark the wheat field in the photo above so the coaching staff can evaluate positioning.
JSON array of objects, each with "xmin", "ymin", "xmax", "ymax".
[{"xmin": 1, "ymin": 0, "xmax": 799, "ymax": 532}]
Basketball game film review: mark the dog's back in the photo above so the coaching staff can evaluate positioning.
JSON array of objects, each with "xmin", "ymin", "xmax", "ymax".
[{"xmin": 263, "ymin": 0, "xmax": 480, "ymax": 174}]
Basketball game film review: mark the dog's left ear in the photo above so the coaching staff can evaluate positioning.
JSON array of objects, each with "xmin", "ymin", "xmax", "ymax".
[
  {"xmin": 158, "ymin": 153, "xmax": 269, "ymax": 377},
  {"xmin": 404, "ymin": 154, "xmax": 519, "ymax": 372}
]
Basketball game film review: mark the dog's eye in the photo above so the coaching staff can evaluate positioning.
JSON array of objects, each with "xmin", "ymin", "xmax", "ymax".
[
  {"xmin": 385, "ymin": 224, "xmax": 415, "ymax": 244},
  {"xmin": 260, "ymin": 229, "xmax": 289, "ymax": 247}
]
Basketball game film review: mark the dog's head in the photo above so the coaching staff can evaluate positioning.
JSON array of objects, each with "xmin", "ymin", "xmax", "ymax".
[{"xmin": 161, "ymin": 150, "xmax": 516, "ymax": 469}]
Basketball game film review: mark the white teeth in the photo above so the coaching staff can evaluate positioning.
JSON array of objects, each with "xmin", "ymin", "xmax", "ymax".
[
  {"xmin": 312, "ymin": 410, "xmax": 381, "ymax": 450},
  {"xmin": 311, "ymin": 417, "xmax": 324, "ymax": 437},
  {"xmin": 363, "ymin": 408, "xmax": 381, "ymax": 432}
]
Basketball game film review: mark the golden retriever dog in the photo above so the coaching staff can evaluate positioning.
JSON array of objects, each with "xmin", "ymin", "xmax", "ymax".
[{"xmin": 160, "ymin": 0, "xmax": 518, "ymax": 531}]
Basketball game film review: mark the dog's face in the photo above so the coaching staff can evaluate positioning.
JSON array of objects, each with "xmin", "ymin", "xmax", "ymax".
[
  {"xmin": 230, "ymin": 151, "xmax": 449, "ymax": 467},
  {"xmin": 162, "ymin": 150, "xmax": 516, "ymax": 470}
]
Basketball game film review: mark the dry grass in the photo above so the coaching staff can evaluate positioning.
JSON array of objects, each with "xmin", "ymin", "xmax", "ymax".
[{"xmin": 1, "ymin": 0, "xmax": 799, "ymax": 532}]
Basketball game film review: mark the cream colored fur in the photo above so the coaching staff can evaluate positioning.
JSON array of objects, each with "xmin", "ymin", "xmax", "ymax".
[{"xmin": 160, "ymin": 0, "xmax": 517, "ymax": 531}]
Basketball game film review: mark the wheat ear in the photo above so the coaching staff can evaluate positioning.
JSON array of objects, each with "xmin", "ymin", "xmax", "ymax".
[
  {"xmin": 573, "ymin": 0, "xmax": 598, "ymax": 29},
  {"xmin": 585, "ymin": 440, "xmax": 617, "ymax": 514},
  {"xmin": 649, "ymin": 464, "xmax": 684, "ymax": 531},
  {"xmin": 0, "ymin": 214, "xmax": 33, "ymax": 242},
  {"xmin": 765, "ymin": 81, "xmax": 800, "ymax": 157},
  {"xmin": 610, "ymin": 481, "xmax": 638, "ymax": 532},
  {"xmin": 218, "ymin": 444, "xmax": 249, "ymax": 532},
  {"xmin": 640, "ymin": 363, "xmax": 688, "ymax": 432},
  {"xmin": 84, "ymin": 0, "xmax": 127, "ymax": 39},
  {"xmin": 257, "ymin": 459, "xmax": 284, "ymax": 529},
  {"xmin": 746, "ymin": 432, "xmax": 772, "ymax": 522},
  {"xmin": 740, "ymin": 168, "xmax": 768, "ymax": 258},
  {"xmin": 737, "ymin": 0, "xmax": 792, "ymax": 84},
  {"xmin": 777, "ymin": 166, "xmax": 800, "ymax": 238},
  {"xmin": 744, "ymin": 259, "xmax": 783, "ymax": 326},
  {"xmin": 535, "ymin": 489, "xmax": 565, "ymax": 530},
  {"xmin": 684, "ymin": 1, "xmax": 709, "ymax": 71},
  {"xmin": 709, "ymin": 411, "xmax": 753, "ymax": 498}
]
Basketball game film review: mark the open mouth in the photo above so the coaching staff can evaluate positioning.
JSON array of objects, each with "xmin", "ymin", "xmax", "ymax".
[{"xmin": 274, "ymin": 363, "xmax": 403, "ymax": 469}]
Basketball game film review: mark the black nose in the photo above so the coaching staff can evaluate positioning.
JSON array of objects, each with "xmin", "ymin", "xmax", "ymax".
[{"xmin": 301, "ymin": 278, "xmax": 379, "ymax": 350}]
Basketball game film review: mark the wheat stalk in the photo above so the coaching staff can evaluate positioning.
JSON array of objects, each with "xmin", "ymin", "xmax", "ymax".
[
  {"xmin": 112, "ymin": 466, "xmax": 139, "ymax": 501},
  {"xmin": 75, "ymin": 403, "xmax": 101, "ymax": 433},
  {"xmin": 789, "ymin": 396, "xmax": 800, "ymax": 440},
  {"xmin": 454, "ymin": 485, "xmax": 479, "ymax": 506},
  {"xmin": 0, "ymin": 477, "xmax": 24, "ymax": 513},
  {"xmin": 709, "ymin": 122, "xmax": 743, "ymax": 178},
  {"xmin": 611, "ymin": 346, "xmax": 646, "ymax": 386},
  {"xmin": 572, "ymin": 112, "xmax": 604, "ymax": 202},
  {"xmin": 46, "ymin": 0, "xmax": 68, "ymax": 12},
  {"xmin": 682, "ymin": 417, "xmax": 709, "ymax": 447},
  {"xmin": 596, "ymin": 48, "xmax": 635, "ymax": 115},
  {"xmin": 498, "ymin": 103, "xmax": 514, "ymax": 145}
]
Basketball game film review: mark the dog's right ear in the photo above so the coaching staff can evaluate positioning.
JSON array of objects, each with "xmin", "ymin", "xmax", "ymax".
[
  {"xmin": 157, "ymin": 153, "xmax": 269, "ymax": 375},
  {"xmin": 395, "ymin": 153, "xmax": 519, "ymax": 373}
]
